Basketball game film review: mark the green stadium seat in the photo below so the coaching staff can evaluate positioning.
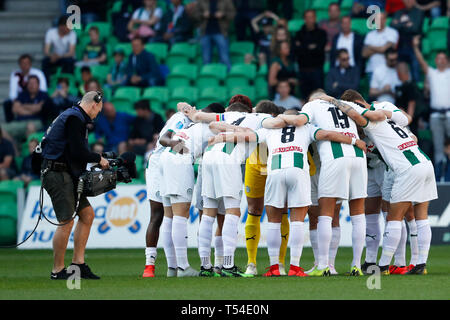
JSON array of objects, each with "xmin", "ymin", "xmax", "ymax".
[
  {"xmin": 168, "ymin": 86, "xmax": 198, "ymax": 109},
  {"xmin": 167, "ymin": 63, "xmax": 198, "ymax": 82},
  {"xmin": 316, "ymin": 10, "xmax": 329, "ymax": 22},
  {"xmin": 199, "ymin": 63, "xmax": 228, "ymax": 81},
  {"xmin": 166, "ymin": 76, "xmax": 191, "ymax": 90},
  {"xmin": 114, "ymin": 43, "xmax": 133, "ymax": 57},
  {"xmin": 76, "ymin": 34, "xmax": 91, "ymax": 60},
  {"xmin": 228, "ymin": 63, "xmax": 257, "ymax": 79},
  {"xmin": 110, "ymin": 97, "xmax": 136, "ymax": 115},
  {"xmin": 166, "ymin": 55, "xmax": 190, "ymax": 70},
  {"xmin": 351, "ymin": 18, "xmax": 371, "ymax": 35},
  {"xmin": 422, "ymin": 17, "xmax": 430, "ymax": 33},
  {"xmin": 196, "ymin": 77, "xmax": 220, "ymax": 91},
  {"xmin": 168, "ymin": 42, "xmax": 197, "ymax": 61},
  {"xmin": 135, "ymin": 155, "xmax": 144, "ymax": 180},
  {"xmin": 0, "ymin": 180, "xmax": 23, "ymax": 220},
  {"xmin": 230, "ymin": 41, "xmax": 255, "ymax": 56},
  {"xmin": 229, "ymin": 86, "xmax": 256, "ymax": 102},
  {"xmin": 255, "ymin": 79, "xmax": 269, "ymax": 101},
  {"xmin": 102, "ymin": 86, "xmax": 112, "ymax": 101},
  {"xmin": 145, "ymin": 42, "xmax": 168, "ymax": 63},
  {"xmin": 430, "ymin": 36, "xmax": 448, "ymax": 53},
  {"xmin": 113, "ymin": 87, "xmax": 141, "ymax": 103},
  {"xmin": 90, "ymin": 64, "xmax": 110, "ymax": 83},
  {"xmin": 199, "ymin": 87, "xmax": 227, "ymax": 103},
  {"xmin": 429, "ymin": 16, "xmax": 449, "ymax": 30},
  {"xmin": 85, "ymin": 22, "xmax": 112, "ymax": 40},
  {"xmin": 288, "ymin": 19, "xmax": 304, "ymax": 34},
  {"xmin": 0, "ymin": 217, "xmax": 16, "ymax": 245},
  {"xmin": 142, "ymin": 86, "xmax": 169, "ymax": 104},
  {"xmin": 340, "ymin": 0, "xmax": 353, "ymax": 15},
  {"xmin": 311, "ymin": 0, "xmax": 334, "ymax": 10}
]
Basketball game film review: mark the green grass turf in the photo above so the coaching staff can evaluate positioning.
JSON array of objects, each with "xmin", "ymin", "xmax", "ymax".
[{"xmin": 0, "ymin": 246, "xmax": 449, "ymax": 300}]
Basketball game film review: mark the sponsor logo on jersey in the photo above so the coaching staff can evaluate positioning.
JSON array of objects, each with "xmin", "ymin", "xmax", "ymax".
[
  {"xmin": 397, "ymin": 140, "xmax": 417, "ymax": 151},
  {"xmin": 272, "ymin": 146, "xmax": 303, "ymax": 154}
]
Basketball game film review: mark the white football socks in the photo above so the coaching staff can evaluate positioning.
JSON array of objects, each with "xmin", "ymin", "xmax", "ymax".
[
  {"xmin": 171, "ymin": 216, "xmax": 190, "ymax": 270},
  {"xmin": 145, "ymin": 247, "xmax": 157, "ymax": 266},
  {"xmin": 317, "ymin": 216, "xmax": 332, "ymax": 270},
  {"xmin": 393, "ymin": 220, "xmax": 407, "ymax": 266},
  {"xmin": 329, "ymin": 227, "xmax": 340, "ymax": 267},
  {"xmin": 222, "ymin": 214, "xmax": 240, "ymax": 268},
  {"xmin": 365, "ymin": 213, "xmax": 381, "ymax": 263},
  {"xmin": 309, "ymin": 229, "xmax": 318, "ymax": 265},
  {"xmin": 379, "ymin": 221, "xmax": 402, "ymax": 267},
  {"xmin": 266, "ymin": 222, "xmax": 281, "ymax": 266},
  {"xmin": 407, "ymin": 219, "xmax": 419, "ymax": 266},
  {"xmin": 416, "ymin": 219, "xmax": 431, "ymax": 265},
  {"xmin": 351, "ymin": 214, "xmax": 366, "ymax": 269},
  {"xmin": 198, "ymin": 215, "xmax": 215, "ymax": 269},
  {"xmin": 161, "ymin": 217, "xmax": 177, "ymax": 269},
  {"xmin": 214, "ymin": 236, "xmax": 224, "ymax": 268},
  {"xmin": 289, "ymin": 221, "xmax": 304, "ymax": 267}
]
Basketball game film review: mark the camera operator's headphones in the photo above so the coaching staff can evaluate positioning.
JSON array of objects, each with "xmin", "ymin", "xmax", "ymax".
[{"xmin": 94, "ymin": 91, "xmax": 103, "ymax": 103}]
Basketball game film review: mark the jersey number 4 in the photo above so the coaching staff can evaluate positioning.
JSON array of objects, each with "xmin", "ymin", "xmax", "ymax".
[
  {"xmin": 281, "ymin": 127, "xmax": 295, "ymax": 143},
  {"xmin": 328, "ymin": 107, "xmax": 350, "ymax": 129}
]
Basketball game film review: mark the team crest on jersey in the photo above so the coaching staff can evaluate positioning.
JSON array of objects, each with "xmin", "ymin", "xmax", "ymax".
[{"xmin": 176, "ymin": 121, "xmax": 184, "ymax": 129}]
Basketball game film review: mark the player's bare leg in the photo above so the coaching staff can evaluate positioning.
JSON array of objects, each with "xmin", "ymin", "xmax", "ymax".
[
  {"xmin": 348, "ymin": 198, "xmax": 366, "ymax": 275},
  {"xmin": 329, "ymin": 203, "xmax": 341, "ymax": 274},
  {"xmin": 406, "ymin": 201, "xmax": 431, "ymax": 274},
  {"xmin": 363, "ymin": 196, "xmax": 382, "ymax": 273},
  {"xmin": 142, "ymin": 200, "xmax": 164, "ymax": 278}
]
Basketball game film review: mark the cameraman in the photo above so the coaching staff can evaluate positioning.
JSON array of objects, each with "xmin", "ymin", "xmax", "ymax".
[{"xmin": 41, "ymin": 91, "xmax": 109, "ymax": 280}]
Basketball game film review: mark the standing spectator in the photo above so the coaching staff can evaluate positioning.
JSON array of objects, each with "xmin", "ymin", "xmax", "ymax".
[
  {"xmin": 125, "ymin": 37, "xmax": 163, "ymax": 87},
  {"xmin": 352, "ymin": 0, "xmax": 386, "ymax": 18},
  {"xmin": 270, "ymin": 25, "xmax": 291, "ymax": 57},
  {"xmin": 94, "ymin": 102, "xmax": 136, "ymax": 152},
  {"xmin": 106, "ymin": 48, "xmax": 128, "ymax": 91},
  {"xmin": 413, "ymin": 35, "xmax": 450, "ymax": 167},
  {"xmin": 51, "ymin": 77, "xmax": 78, "ymax": 114},
  {"xmin": 267, "ymin": 0, "xmax": 293, "ymax": 20},
  {"xmin": 395, "ymin": 62, "xmax": 423, "ymax": 134},
  {"xmin": 128, "ymin": 100, "xmax": 165, "ymax": 155},
  {"xmin": 193, "ymin": 0, "xmax": 236, "ymax": 70},
  {"xmin": 157, "ymin": 0, "xmax": 194, "ymax": 44},
  {"xmin": 294, "ymin": 9, "xmax": 327, "ymax": 100},
  {"xmin": 42, "ymin": 15, "xmax": 76, "ymax": 83},
  {"xmin": 0, "ymin": 127, "xmax": 16, "ymax": 181},
  {"xmin": 435, "ymin": 138, "xmax": 450, "ymax": 182},
  {"xmin": 415, "ymin": 0, "xmax": 442, "ymax": 17},
  {"xmin": 318, "ymin": 2, "xmax": 342, "ymax": 53},
  {"xmin": 272, "ymin": 80, "xmax": 302, "ymax": 110},
  {"xmin": 77, "ymin": 66, "xmax": 93, "ymax": 97},
  {"xmin": 3, "ymin": 76, "xmax": 50, "ymax": 142},
  {"xmin": 233, "ymin": 0, "xmax": 265, "ymax": 41},
  {"xmin": 268, "ymin": 41, "xmax": 297, "ymax": 98},
  {"xmin": 369, "ymin": 48, "xmax": 401, "ymax": 103},
  {"xmin": 329, "ymin": 16, "xmax": 365, "ymax": 71},
  {"xmin": 362, "ymin": 11, "xmax": 399, "ymax": 80},
  {"xmin": 16, "ymin": 138, "xmax": 39, "ymax": 185},
  {"xmin": 75, "ymin": 26, "xmax": 107, "ymax": 67},
  {"xmin": 386, "ymin": 0, "xmax": 406, "ymax": 15},
  {"xmin": 128, "ymin": 0, "xmax": 164, "ymax": 41},
  {"xmin": 251, "ymin": 11, "xmax": 279, "ymax": 65},
  {"xmin": 326, "ymin": 48, "xmax": 361, "ymax": 98},
  {"xmin": 390, "ymin": 0, "xmax": 424, "ymax": 81},
  {"xmin": 112, "ymin": 0, "xmax": 142, "ymax": 42}
]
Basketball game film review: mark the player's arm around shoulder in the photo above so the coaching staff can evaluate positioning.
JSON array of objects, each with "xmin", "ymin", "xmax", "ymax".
[
  {"xmin": 272, "ymin": 114, "xmax": 308, "ymax": 127},
  {"xmin": 207, "ymin": 130, "xmax": 258, "ymax": 146},
  {"xmin": 315, "ymin": 129, "xmax": 367, "ymax": 153},
  {"xmin": 208, "ymin": 122, "xmax": 251, "ymax": 133}
]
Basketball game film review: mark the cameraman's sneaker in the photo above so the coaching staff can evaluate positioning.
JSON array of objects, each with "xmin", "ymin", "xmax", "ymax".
[
  {"xmin": 70, "ymin": 263, "xmax": 100, "ymax": 280},
  {"xmin": 167, "ymin": 267, "xmax": 177, "ymax": 277},
  {"xmin": 50, "ymin": 268, "xmax": 69, "ymax": 280},
  {"xmin": 177, "ymin": 266, "xmax": 199, "ymax": 277}
]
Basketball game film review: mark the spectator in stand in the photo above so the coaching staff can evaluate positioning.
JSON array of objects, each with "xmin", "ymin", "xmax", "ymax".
[
  {"xmin": 193, "ymin": 0, "xmax": 236, "ymax": 70},
  {"xmin": 128, "ymin": 0, "xmax": 164, "ymax": 41},
  {"xmin": 16, "ymin": 138, "xmax": 39, "ymax": 185},
  {"xmin": 386, "ymin": 0, "xmax": 406, "ymax": 15},
  {"xmin": 318, "ymin": 2, "xmax": 341, "ymax": 53},
  {"xmin": 294, "ymin": 9, "xmax": 327, "ymax": 100},
  {"xmin": 251, "ymin": 11, "xmax": 279, "ymax": 66},
  {"xmin": 369, "ymin": 48, "xmax": 401, "ymax": 103},
  {"xmin": 95, "ymin": 102, "xmax": 136, "ymax": 152},
  {"xmin": 268, "ymin": 40, "xmax": 298, "ymax": 98},
  {"xmin": 326, "ymin": 48, "xmax": 361, "ymax": 98},
  {"xmin": 112, "ymin": 0, "xmax": 142, "ymax": 41},
  {"xmin": 273, "ymin": 80, "xmax": 302, "ymax": 110},
  {"xmin": 270, "ymin": 25, "xmax": 291, "ymax": 56},
  {"xmin": 233, "ymin": 0, "xmax": 265, "ymax": 41},
  {"xmin": 415, "ymin": 0, "xmax": 442, "ymax": 17},
  {"xmin": 75, "ymin": 26, "xmax": 107, "ymax": 68},
  {"xmin": 329, "ymin": 16, "xmax": 365, "ymax": 72},
  {"xmin": 77, "ymin": 66, "xmax": 93, "ymax": 97},
  {"xmin": 267, "ymin": 0, "xmax": 293, "ymax": 20},
  {"xmin": 0, "ymin": 127, "xmax": 17, "ymax": 181},
  {"xmin": 106, "ymin": 48, "xmax": 128, "ymax": 91},
  {"xmin": 413, "ymin": 35, "xmax": 450, "ymax": 167},
  {"xmin": 395, "ymin": 62, "xmax": 423, "ymax": 134},
  {"xmin": 128, "ymin": 100, "xmax": 165, "ymax": 155},
  {"xmin": 435, "ymin": 138, "xmax": 450, "ymax": 182},
  {"xmin": 86, "ymin": 79, "xmax": 102, "ymax": 94},
  {"xmin": 125, "ymin": 37, "xmax": 163, "ymax": 87},
  {"xmin": 4, "ymin": 54, "xmax": 47, "ymax": 123},
  {"xmin": 3, "ymin": 76, "xmax": 50, "ymax": 142},
  {"xmin": 352, "ymin": 0, "xmax": 386, "ymax": 18},
  {"xmin": 157, "ymin": 0, "xmax": 194, "ymax": 44},
  {"xmin": 390, "ymin": 0, "xmax": 424, "ymax": 82},
  {"xmin": 42, "ymin": 15, "xmax": 76, "ymax": 83},
  {"xmin": 51, "ymin": 77, "xmax": 78, "ymax": 114},
  {"xmin": 362, "ymin": 11, "xmax": 399, "ymax": 81}
]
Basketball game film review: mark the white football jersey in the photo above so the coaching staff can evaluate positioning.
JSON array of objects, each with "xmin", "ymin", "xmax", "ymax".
[
  {"xmin": 208, "ymin": 112, "xmax": 272, "ymax": 163},
  {"xmin": 169, "ymin": 122, "xmax": 214, "ymax": 160},
  {"xmin": 301, "ymin": 99, "xmax": 365, "ymax": 163},
  {"xmin": 153, "ymin": 112, "xmax": 191, "ymax": 154},
  {"xmin": 256, "ymin": 124, "xmax": 320, "ymax": 175},
  {"xmin": 364, "ymin": 137, "xmax": 385, "ymax": 169}
]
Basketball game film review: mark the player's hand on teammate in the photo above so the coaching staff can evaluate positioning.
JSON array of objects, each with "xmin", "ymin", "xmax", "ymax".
[
  {"xmin": 177, "ymin": 102, "xmax": 193, "ymax": 114},
  {"xmin": 355, "ymin": 139, "xmax": 367, "ymax": 153},
  {"xmin": 208, "ymin": 134, "xmax": 225, "ymax": 146},
  {"xmin": 170, "ymin": 139, "xmax": 189, "ymax": 155}
]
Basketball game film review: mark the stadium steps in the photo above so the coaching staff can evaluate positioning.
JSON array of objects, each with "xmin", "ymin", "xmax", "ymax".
[{"xmin": 0, "ymin": 0, "xmax": 59, "ymax": 101}]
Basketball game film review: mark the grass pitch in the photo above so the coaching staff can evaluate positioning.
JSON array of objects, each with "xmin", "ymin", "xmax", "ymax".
[{"xmin": 0, "ymin": 246, "xmax": 449, "ymax": 300}]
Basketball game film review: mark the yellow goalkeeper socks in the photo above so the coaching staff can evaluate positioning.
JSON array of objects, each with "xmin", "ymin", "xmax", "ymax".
[
  {"xmin": 279, "ymin": 213, "xmax": 290, "ymax": 265},
  {"xmin": 245, "ymin": 213, "xmax": 261, "ymax": 265}
]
